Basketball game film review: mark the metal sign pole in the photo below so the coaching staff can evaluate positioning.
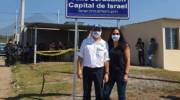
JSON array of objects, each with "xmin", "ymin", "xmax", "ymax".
[
  {"xmin": 117, "ymin": 19, "xmax": 120, "ymax": 29},
  {"xmin": 34, "ymin": 28, "xmax": 37, "ymax": 64},
  {"xmin": 57, "ymin": 9, "xmax": 60, "ymax": 24},
  {"xmin": 73, "ymin": 18, "xmax": 78, "ymax": 100}
]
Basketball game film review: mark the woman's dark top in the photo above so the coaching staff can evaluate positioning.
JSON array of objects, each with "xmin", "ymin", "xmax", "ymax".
[{"xmin": 109, "ymin": 43, "xmax": 127, "ymax": 77}]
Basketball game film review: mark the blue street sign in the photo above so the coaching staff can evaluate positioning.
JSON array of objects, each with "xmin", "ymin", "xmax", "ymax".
[{"xmin": 66, "ymin": 0, "xmax": 129, "ymax": 19}]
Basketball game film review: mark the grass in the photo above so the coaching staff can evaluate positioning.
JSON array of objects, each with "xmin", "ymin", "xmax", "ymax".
[
  {"xmin": 130, "ymin": 66, "xmax": 180, "ymax": 81},
  {"xmin": 10, "ymin": 62, "xmax": 180, "ymax": 100},
  {"xmin": 11, "ymin": 62, "xmax": 74, "ymax": 100}
]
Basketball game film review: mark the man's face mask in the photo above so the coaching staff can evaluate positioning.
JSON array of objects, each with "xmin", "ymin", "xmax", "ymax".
[{"xmin": 92, "ymin": 31, "xmax": 102, "ymax": 38}]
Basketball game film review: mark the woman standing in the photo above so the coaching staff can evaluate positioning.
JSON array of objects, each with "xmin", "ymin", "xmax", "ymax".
[{"xmin": 104, "ymin": 28, "xmax": 131, "ymax": 100}]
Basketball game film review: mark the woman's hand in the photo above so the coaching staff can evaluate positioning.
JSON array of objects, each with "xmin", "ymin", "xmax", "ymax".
[
  {"xmin": 124, "ymin": 74, "xmax": 128, "ymax": 82},
  {"xmin": 104, "ymin": 73, "xmax": 109, "ymax": 83}
]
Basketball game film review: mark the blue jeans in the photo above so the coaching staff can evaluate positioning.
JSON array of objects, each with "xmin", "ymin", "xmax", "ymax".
[
  {"xmin": 104, "ymin": 71, "xmax": 127, "ymax": 100},
  {"xmin": 83, "ymin": 67, "xmax": 104, "ymax": 100}
]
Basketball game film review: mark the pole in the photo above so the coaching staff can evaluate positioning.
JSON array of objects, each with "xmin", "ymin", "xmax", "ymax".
[
  {"xmin": 19, "ymin": 0, "xmax": 25, "ymax": 43},
  {"xmin": 15, "ymin": 10, "xmax": 18, "ymax": 42},
  {"xmin": 117, "ymin": 19, "xmax": 120, "ymax": 29},
  {"xmin": 57, "ymin": 10, "xmax": 60, "ymax": 24},
  {"xmin": 6, "ymin": 33, "xmax": 8, "ymax": 43},
  {"xmin": 73, "ymin": 18, "xmax": 78, "ymax": 100},
  {"xmin": 34, "ymin": 28, "xmax": 37, "ymax": 64}
]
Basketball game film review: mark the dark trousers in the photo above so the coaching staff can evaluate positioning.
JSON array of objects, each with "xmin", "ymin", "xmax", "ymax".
[
  {"xmin": 6, "ymin": 54, "xmax": 16, "ymax": 66},
  {"xmin": 104, "ymin": 71, "xmax": 127, "ymax": 100},
  {"xmin": 83, "ymin": 67, "xmax": 104, "ymax": 100},
  {"xmin": 138, "ymin": 51, "xmax": 145, "ymax": 65}
]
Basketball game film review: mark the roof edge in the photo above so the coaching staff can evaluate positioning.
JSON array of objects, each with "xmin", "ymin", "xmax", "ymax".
[{"xmin": 123, "ymin": 17, "xmax": 180, "ymax": 27}]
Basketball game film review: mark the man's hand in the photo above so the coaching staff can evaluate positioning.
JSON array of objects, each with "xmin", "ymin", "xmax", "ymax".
[
  {"xmin": 77, "ymin": 69, "xmax": 82, "ymax": 79},
  {"xmin": 104, "ymin": 73, "xmax": 109, "ymax": 83},
  {"xmin": 77, "ymin": 57, "xmax": 83, "ymax": 79}
]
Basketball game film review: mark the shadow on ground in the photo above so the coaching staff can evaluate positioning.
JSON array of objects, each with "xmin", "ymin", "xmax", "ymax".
[
  {"xmin": 160, "ymin": 95, "xmax": 180, "ymax": 100},
  {"xmin": 1, "ymin": 93, "xmax": 71, "ymax": 100}
]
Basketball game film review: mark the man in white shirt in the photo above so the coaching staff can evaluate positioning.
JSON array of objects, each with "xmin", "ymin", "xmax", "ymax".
[{"xmin": 77, "ymin": 26, "xmax": 109, "ymax": 100}]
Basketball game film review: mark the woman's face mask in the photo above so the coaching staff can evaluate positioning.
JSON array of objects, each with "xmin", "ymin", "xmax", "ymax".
[
  {"xmin": 112, "ymin": 34, "xmax": 120, "ymax": 41},
  {"xmin": 92, "ymin": 31, "xmax": 102, "ymax": 38}
]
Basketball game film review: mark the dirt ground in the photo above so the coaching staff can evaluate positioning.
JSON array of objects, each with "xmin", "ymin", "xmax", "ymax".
[
  {"xmin": 0, "ymin": 67, "xmax": 14, "ymax": 99},
  {"xmin": 126, "ymin": 74, "xmax": 180, "ymax": 100},
  {"xmin": 0, "ymin": 61, "xmax": 180, "ymax": 100},
  {"xmin": 60, "ymin": 67, "xmax": 180, "ymax": 100},
  {"xmin": 74, "ymin": 75, "xmax": 180, "ymax": 100},
  {"xmin": 0, "ymin": 57, "xmax": 14, "ymax": 100},
  {"xmin": 57, "ymin": 70, "xmax": 180, "ymax": 100}
]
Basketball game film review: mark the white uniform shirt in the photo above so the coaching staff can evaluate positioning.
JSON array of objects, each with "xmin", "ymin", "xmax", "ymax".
[{"xmin": 78, "ymin": 37, "xmax": 109, "ymax": 68}]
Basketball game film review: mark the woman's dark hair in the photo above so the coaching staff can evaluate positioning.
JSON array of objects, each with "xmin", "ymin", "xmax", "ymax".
[{"xmin": 108, "ymin": 28, "xmax": 127, "ymax": 50}]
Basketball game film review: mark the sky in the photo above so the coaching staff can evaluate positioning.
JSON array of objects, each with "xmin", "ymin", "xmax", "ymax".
[{"xmin": 0, "ymin": 0, "xmax": 180, "ymax": 34}]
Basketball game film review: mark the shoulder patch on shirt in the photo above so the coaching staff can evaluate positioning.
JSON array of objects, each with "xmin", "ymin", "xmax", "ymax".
[{"xmin": 85, "ymin": 38, "xmax": 93, "ymax": 45}]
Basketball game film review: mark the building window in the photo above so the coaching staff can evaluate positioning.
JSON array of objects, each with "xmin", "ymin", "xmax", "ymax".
[{"xmin": 165, "ymin": 28, "xmax": 179, "ymax": 49}]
